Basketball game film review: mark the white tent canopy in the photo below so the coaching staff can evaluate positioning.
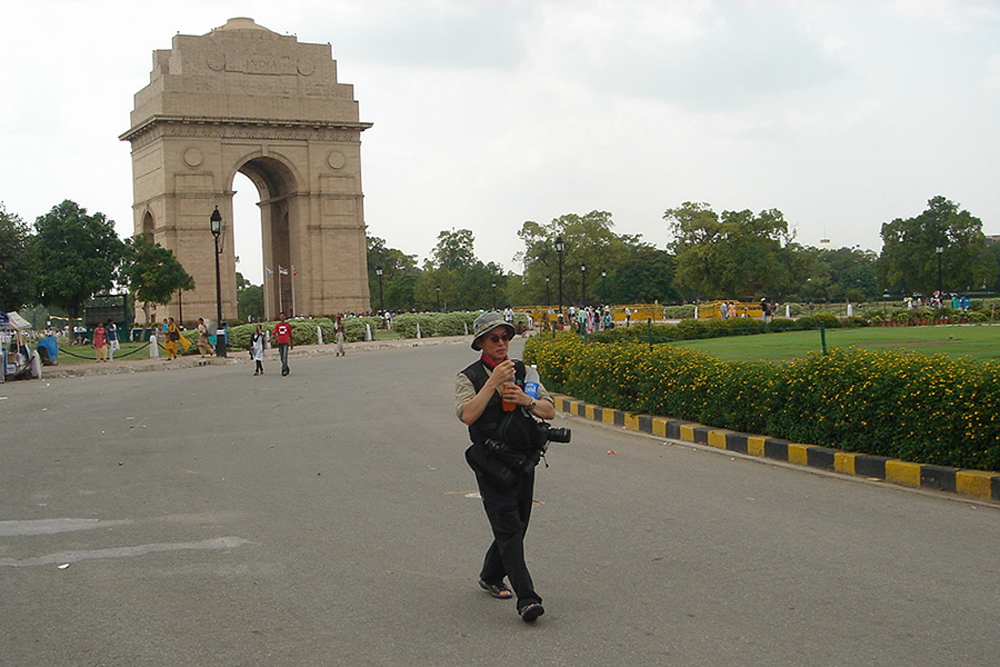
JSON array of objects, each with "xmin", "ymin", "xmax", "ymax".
[{"xmin": 0, "ymin": 311, "xmax": 32, "ymax": 329}]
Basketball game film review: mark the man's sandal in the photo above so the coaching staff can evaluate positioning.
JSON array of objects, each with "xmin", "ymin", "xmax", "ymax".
[{"xmin": 478, "ymin": 579, "xmax": 513, "ymax": 599}]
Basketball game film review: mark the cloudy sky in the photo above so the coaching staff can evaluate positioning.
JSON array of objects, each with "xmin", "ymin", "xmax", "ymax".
[{"xmin": 3, "ymin": 0, "xmax": 998, "ymax": 284}]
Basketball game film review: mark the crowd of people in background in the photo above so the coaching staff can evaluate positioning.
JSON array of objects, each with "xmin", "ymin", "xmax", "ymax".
[
  {"xmin": 562, "ymin": 305, "xmax": 616, "ymax": 334},
  {"xmin": 909, "ymin": 291, "xmax": 972, "ymax": 310},
  {"xmin": 718, "ymin": 299, "xmax": 776, "ymax": 322}
]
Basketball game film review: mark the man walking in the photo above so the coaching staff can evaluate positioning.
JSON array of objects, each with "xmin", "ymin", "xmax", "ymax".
[
  {"xmin": 455, "ymin": 311, "xmax": 556, "ymax": 622},
  {"xmin": 271, "ymin": 313, "xmax": 293, "ymax": 376}
]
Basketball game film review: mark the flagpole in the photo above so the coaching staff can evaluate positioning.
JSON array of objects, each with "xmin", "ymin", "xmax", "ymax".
[
  {"xmin": 278, "ymin": 268, "xmax": 283, "ymax": 315},
  {"xmin": 291, "ymin": 266, "xmax": 296, "ymax": 317},
  {"xmin": 264, "ymin": 268, "xmax": 270, "ymax": 321}
]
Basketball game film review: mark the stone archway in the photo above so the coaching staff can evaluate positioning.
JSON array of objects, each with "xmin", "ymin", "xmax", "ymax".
[{"xmin": 120, "ymin": 17, "xmax": 372, "ymax": 324}]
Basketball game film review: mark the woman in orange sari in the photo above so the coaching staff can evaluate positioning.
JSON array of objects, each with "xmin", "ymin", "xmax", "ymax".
[{"xmin": 164, "ymin": 317, "xmax": 181, "ymax": 360}]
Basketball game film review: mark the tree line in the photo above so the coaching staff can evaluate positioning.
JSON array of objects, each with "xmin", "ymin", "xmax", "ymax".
[
  {"xmin": 368, "ymin": 196, "xmax": 999, "ymax": 312},
  {"xmin": 2, "ymin": 196, "xmax": 997, "ymax": 322},
  {"xmin": 0, "ymin": 200, "xmax": 193, "ymax": 325}
]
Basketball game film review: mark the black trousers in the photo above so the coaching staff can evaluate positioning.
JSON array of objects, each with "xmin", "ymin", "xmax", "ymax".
[{"xmin": 476, "ymin": 468, "xmax": 541, "ymax": 610}]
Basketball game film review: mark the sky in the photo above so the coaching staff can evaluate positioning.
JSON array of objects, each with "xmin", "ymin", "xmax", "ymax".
[{"xmin": 2, "ymin": 0, "xmax": 998, "ymax": 285}]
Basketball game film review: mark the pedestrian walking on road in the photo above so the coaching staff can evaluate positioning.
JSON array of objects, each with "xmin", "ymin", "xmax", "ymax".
[
  {"xmin": 196, "ymin": 318, "xmax": 214, "ymax": 357},
  {"xmin": 106, "ymin": 320, "xmax": 119, "ymax": 361},
  {"xmin": 271, "ymin": 313, "xmax": 293, "ymax": 376},
  {"xmin": 250, "ymin": 324, "xmax": 265, "ymax": 375},
  {"xmin": 164, "ymin": 317, "xmax": 181, "ymax": 360},
  {"xmin": 92, "ymin": 322, "xmax": 108, "ymax": 362},
  {"xmin": 334, "ymin": 317, "xmax": 345, "ymax": 357},
  {"xmin": 455, "ymin": 311, "xmax": 557, "ymax": 623}
]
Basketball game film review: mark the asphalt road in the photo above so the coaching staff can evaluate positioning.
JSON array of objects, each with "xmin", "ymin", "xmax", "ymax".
[{"xmin": 2, "ymin": 339, "xmax": 998, "ymax": 666}]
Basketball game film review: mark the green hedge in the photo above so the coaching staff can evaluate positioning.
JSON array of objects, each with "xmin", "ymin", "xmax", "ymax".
[
  {"xmin": 661, "ymin": 304, "xmax": 697, "ymax": 319},
  {"xmin": 524, "ymin": 334, "xmax": 1000, "ymax": 471},
  {"xmin": 392, "ymin": 312, "xmax": 477, "ymax": 339},
  {"xmin": 588, "ymin": 314, "xmax": 854, "ymax": 345},
  {"xmin": 391, "ymin": 311, "xmax": 530, "ymax": 339}
]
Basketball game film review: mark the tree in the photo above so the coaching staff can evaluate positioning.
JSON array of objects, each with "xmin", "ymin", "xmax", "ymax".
[
  {"xmin": 877, "ymin": 196, "xmax": 995, "ymax": 294},
  {"xmin": 236, "ymin": 272, "xmax": 264, "ymax": 321},
  {"xmin": 367, "ymin": 236, "xmax": 420, "ymax": 311},
  {"xmin": 602, "ymin": 248, "xmax": 682, "ymax": 304},
  {"xmin": 785, "ymin": 245, "xmax": 879, "ymax": 302},
  {"xmin": 415, "ymin": 229, "xmax": 503, "ymax": 311},
  {"xmin": 517, "ymin": 210, "xmax": 647, "ymax": 306},
  {"xmin": 665, "ymin": 202, "xmax": 794, "ymax": 299},
  {"xmin": 34, "ymin": 200, "xmax": 125, "ymax": 322},
  {"xmin": 985, "ymin": 242, "xmax": 1000, "ymax": 293},
  {"xmin": 121, "ymin": 234, "xmax": 194, "ymax": 325},
  {"xmin": 431, "ymin": 228, "xmax": 477, "ymax": 271},
  {"xmin": 0, "ymin": 202, "xmax": 37, "ymax": 311}
]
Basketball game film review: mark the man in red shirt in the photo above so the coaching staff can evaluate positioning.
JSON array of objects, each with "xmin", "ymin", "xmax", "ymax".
[{"xmin": 271, "ymin": 313, "xmax": 293, "ymax": 376}]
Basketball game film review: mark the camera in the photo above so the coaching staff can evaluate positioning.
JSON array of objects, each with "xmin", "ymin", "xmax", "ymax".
[{"xmin": 537, "ymin": 421, "xmax": 571, "ymax": 444}]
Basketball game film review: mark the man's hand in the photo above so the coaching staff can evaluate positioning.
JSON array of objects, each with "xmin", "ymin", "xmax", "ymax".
[
  {"xmin": 500, "ymin": 382, "xmax": 531, "ymax": 407},
  {"xmin": 486, "ymin": 359, "xmax": 516, "ymax": 390}
]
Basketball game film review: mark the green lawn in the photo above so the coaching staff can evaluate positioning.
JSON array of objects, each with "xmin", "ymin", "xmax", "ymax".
[
  {"xmin": 669, "ymin": 325, "xmax": 1000, "ymax": 362},
  {"xmin": 53, "ymin": 341, "xmax": 155, "ymax": 365}
]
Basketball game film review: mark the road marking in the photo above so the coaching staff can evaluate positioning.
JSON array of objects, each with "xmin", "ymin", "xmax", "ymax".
[
  {"xmin": 0, "ymin": 518, "xmax": 131, "ymax": 537},
  {"xmin": 0, "ymin": 536, "xmax": 251, "ymax": 567}
]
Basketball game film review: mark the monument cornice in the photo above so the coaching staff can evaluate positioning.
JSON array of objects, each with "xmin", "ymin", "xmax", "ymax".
[{"xmin": 119, "ymin": 114, "xmax": 373, "ymax": 144}]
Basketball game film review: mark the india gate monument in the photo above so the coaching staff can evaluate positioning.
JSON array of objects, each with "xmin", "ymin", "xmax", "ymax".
[{"xmin": 120, "ymin": 17, "xmax": 372, "ymax": 323}]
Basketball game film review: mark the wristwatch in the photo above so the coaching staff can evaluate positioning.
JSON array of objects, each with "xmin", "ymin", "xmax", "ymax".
[{"xmin": 527, "ymin": 399, "xmax": 537, "ymax": 411}]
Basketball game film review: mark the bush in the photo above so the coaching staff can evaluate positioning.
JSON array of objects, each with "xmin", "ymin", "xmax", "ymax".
[
  {"xmin": 436, "ymin": 312, "xmax": 479, "ymax": 336},
  {"xmin": 767, "ymin": 317, "xmax": 799, "ymax": 332},
  {"xmin": 392, "ymin": 313, "xmax": 437, "ymax": 339},
  {"xmin": 524, "ymin": 337, "xmax": 1000, "ymax": 471},
  {"xmin": 661, "ymin": 304, "xmax": 697, "ymax": 319},
  {"xmin": 342, "ymin": 316, "xmax": 380, "ymax": 342}
]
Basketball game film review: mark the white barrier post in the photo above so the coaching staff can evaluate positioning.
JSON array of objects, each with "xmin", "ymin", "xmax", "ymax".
[
  {"xmin": 416, "ymin": 322, "xmax": 422, "ymax": 339},
  {"xmin": 365, "ymin": 323, "xmax": 372, "ymax": 341},
  {"xmin": 149, "ymin": 334, "xmax": 159, "ymax": 358},
  {"xmin": 786, "ymin": 304, "xmax": 791, "ymax": 318},
  {"xmin": 317, "ymin": 326, "xmax": 324, "ymax": 345}
]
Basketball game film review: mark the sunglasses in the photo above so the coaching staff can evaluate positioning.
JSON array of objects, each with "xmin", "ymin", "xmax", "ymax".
[{"xmin": 486, "ymin": 333, "xmax": 512, "ymax": 343}]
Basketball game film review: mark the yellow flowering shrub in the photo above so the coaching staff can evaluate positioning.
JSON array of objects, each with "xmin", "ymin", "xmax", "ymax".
[{"xmin": 524, "ymin": 337, "xmax": 1000, "ymax": 471}]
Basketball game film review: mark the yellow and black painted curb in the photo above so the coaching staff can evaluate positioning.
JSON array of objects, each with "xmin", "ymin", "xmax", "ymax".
[{"xmin": 552, "ymin": 395, "xmax": 1000, "ymax": 503}]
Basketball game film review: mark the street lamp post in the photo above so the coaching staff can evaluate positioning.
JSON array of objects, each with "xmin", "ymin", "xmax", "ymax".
[
  {"xmin": 545, "ymin": 275, "xmax": 551, "ymax": 306},
  {"xmin": 936, "ymin": 246, "xmax": 944, "ymax": 296},
  {"xmin": 492, "ymin": 281, "xmax": 497, "ymax": 311},
  {"xmin": 436, "ymin": 286, "xmax": 441, "ymax": 313},
  {"xmin": 209, "ymin": 206, "xmax": 227, "ymax": 358},
  {"xmin": 601, "ymin": 269, "xmax": 607, "ymax": 301},
  {"xmin": 580, "ymin": 263, "xmax": 587, "ymax": 306},
  {"xmin": 375, "ymin": 266, "xmax": 385, "ymax": 312},
  {"xmin": 555, "ymin": 236, "xmax": 565, "ymax": 326}
]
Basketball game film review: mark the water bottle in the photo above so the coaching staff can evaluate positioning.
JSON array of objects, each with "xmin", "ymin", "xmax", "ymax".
[{"xmin": 524, "ymin": 364, "xmax": 540, "ymax": 399}]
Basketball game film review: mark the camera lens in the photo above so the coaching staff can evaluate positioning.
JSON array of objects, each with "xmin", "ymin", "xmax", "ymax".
[{"xmin": 546, "ymin": 427, "xmax": 571, "ymax": 443}]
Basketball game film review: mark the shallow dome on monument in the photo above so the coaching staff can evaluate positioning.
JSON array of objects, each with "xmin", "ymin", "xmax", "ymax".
[{"xmin": 211, "ymin": 17, "xmax": 275, "ymax": 34}]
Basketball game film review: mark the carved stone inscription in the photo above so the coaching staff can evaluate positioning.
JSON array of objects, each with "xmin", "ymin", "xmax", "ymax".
[{"xmin": 207, "ymin": 54, "xmax": 314, "ymax": 76}]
